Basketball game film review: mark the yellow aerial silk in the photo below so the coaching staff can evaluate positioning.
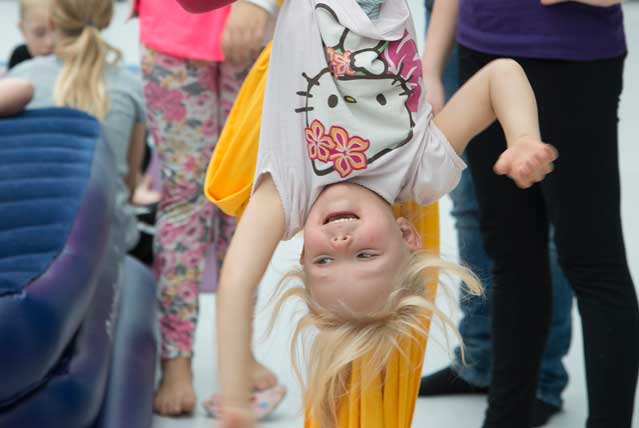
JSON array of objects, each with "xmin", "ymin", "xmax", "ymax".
[{"xmin": 204, "ymin": 42, "xmax": 439, "ymax": 428}]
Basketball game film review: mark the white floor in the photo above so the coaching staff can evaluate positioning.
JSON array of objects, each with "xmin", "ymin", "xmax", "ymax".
[{"xmin": 1, "ymin": 1, "xmax": 638, "ymax": 427}]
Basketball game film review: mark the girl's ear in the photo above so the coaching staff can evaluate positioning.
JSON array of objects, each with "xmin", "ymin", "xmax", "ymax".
[
  {"xmin": 299, "ymin": 247, "xmax": 306, "ymax": 265},
  {"xmin": 397, "ymin": 217, "xmax": 422, "ymax": 251}
]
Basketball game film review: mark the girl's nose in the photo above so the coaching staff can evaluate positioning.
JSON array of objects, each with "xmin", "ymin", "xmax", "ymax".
[{"xmin": 330, "ymin": 234, "xmax": 351, "ymax": 247}]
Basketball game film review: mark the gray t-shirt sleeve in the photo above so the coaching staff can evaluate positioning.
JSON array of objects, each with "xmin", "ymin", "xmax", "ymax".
[
  {"xmin": 117, "ymin": 68, "xmax": 146, "ymax": 124},
  {"xmin": 6, "ymin": 56, "xmax": 58, "ymax": 108}
]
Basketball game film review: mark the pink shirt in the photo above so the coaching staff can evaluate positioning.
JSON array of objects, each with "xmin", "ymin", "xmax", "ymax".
[{"xmin": 135, "ymin": 0, "xmax": 231, "ymax": 62}]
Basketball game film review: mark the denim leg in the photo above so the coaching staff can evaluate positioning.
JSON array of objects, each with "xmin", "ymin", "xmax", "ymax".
[
  {"xmin": 450, "ymin": 165, "xmax": 493, "ymax": 388},
  {"xmin": 536, "ymin": 239, "xmax": 573, "ymax": 408},
  {"xmin": 426, "ymin": 5, "xmax": 491, "ymax": 388}
]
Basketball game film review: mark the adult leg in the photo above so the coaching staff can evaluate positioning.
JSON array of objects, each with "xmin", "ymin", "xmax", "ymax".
[
  {"xmin": 419, "ymin": 5, "xmax": 493, "ymax": 395},
  {"xmin": 448, "ymin": 167, "xmax": 494, "ymax": 388},
  {"xmin": 536, "ymin": 236, "xmax": 573, "ymax": 408},
  {"xmin": 532, "ymin": 236, "xmax": 573, "ymax": 426},
  {"xmin": 526, "ymin": 55, "xmax": 639, "ymax": 427},
  {"xmin": 459, "ymin": 45, "xmax": 554, "ymax": 428},
  {"xmin": 142, "ymin": 45, "xmax": 221, "ymax": 415}
]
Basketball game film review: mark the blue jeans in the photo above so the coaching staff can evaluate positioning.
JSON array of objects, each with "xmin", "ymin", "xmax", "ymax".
[{"xmin": 425, "ymin": 8, "xmax": 574, "ymax": 408}]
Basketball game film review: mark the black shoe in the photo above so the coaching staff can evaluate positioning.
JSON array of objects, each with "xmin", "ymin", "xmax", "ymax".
[
  {"xmin": 531, "ymin": 399, "xmax": 561, "ymax": 427},
  {"xmin": 418, "ymin": 367, "xmax": 489, "ymax": 396}
]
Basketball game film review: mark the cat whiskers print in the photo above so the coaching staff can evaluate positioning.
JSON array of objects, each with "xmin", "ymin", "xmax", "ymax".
[{"xmin": 296, "ymin": 3, "xmax": 422, "ymax": 178}]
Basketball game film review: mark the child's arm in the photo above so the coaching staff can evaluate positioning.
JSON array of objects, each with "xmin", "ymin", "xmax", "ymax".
[
  {"xmin": 434, "ymin": 59, "xmax": 556, "ymax": 189},
  {"xmin": 422, "ymin": 0, "xmax": 458, "ymax": 113},
  {"xmin": 125, "ymin": 122, "xmax": 147, "ymax": 199},
  {"xmin": 216, "ymin": 175, "xmax": 285, "ymax": 427},
  {"xmin": 0, "ymin": 78, "xmax": 34, "ymax": 117}
]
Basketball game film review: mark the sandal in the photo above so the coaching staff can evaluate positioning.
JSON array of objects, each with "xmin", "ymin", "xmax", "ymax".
[{"xmin": 202, "ymin": 384, "xmax": 287, "ymax": 420}]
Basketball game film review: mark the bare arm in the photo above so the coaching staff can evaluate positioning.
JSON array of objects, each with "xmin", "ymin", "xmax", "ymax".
[
  {"xmin": 0, "ymin": 79, "xmax": 33, "ymax": 117},
  {"xmin": 217, "ymin": 175, "xmax": 285, "ymax": 420},
  {"xmin": 434, "ymin": 59, "xmax": 556, "ymax": 188},
  {"xmin": 125, "ymin": 122, "xmax": 146, "ymax": 199},
  {"xmin": 422, "ymin": 0, "xmax": 459, "ymax": 113}
]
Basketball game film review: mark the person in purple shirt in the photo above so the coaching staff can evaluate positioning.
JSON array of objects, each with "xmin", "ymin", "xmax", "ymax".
[
  {"xmin": 422, "ymin": 0, "xmax": 638, "ymax": 427},
  {"xmin": 419, "ymin": 1, "xmax": 574, "ymax": 427}
]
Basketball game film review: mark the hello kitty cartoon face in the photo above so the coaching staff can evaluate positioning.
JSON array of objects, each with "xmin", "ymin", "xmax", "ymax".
[{"xmin": 296, "ymin": 4, "xmax": 423, "ymax": 178}]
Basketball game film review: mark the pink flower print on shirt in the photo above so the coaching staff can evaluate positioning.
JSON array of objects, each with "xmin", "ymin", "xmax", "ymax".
[
  {"xmin": 305, "ymin": 119, "xmax": 336, "ymax": 162},
  {"xmin": 328, "ymin": 126, "xmax": 370, "ymax": 178},
  {"xmin": 326, "ymin": 47, "xmax": 356, "ymax": 77},
  {"xmin": 383, "ymin": 31, "xmax": 423, "ymax": 113}
]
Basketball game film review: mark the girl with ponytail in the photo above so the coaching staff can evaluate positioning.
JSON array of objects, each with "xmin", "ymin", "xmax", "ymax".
[
  {"xmin": 7, "ymin": 0, "xmax": 147, "ymax": 251},
  {"xmin": 50, "ymin": 0, "xmax": 122, "ymax": 120}
]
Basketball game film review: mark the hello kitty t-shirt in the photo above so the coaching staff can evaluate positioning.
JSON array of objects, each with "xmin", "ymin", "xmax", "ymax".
[{"xmin": 255, "ymin": 0, "xmax": 466, "ymax": 239}]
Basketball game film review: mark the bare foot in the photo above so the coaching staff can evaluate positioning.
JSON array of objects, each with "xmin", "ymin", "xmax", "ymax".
[
  {"xmin": 250, "ymin": 357, "xmax": 278, "ymax": 391},
  {"xmin": 154, "ymin": 357, "xmax": 197, "ymax": 416}
]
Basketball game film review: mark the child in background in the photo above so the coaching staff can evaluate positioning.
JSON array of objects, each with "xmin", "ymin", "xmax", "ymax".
[
  {"xmin": 132, "ymin": 0, "xmax": 284, "ymax": 418},
  {"xmin": 8, "ymin": 0, "xmax": 54, "ymax": 70},
  {"xmin": 178, "ymin": 1, "xmax": 557, "ymax": 427},
  {"xmin": 7, "ymin": 0, "xmax": 145, "ymax": 254}
]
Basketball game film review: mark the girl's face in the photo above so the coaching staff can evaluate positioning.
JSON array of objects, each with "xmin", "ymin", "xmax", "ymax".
[
  {"xmin": 302, "ymin": 183, "xmax": 422, "ymax": 316},
  {"xmin": 19, "ymin": 8, "xmax": 55, "ymax": 58}
]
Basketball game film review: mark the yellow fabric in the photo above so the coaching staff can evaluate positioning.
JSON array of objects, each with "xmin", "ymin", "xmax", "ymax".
[
  {"xmin": 204, "ymin": 43, "xmax": 272, "ymax": 217},
  {"xmin": 205, "ymin": 43, "xmax": 439, "ymax": 428}
]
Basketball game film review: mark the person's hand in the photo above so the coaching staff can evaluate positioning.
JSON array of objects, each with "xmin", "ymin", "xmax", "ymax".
[
  {"xmin": 494, "ymin": 136, "xmax": 558, "ymax": 189},
  {"xmin": 218, "ymin": 403, "xmax": 256, "ymax": 428},
  {"xmin": 541, "ymin": 0, "xmax": 621, "ymax": 7},
  {"xmin": 423, "ymin": 72, "xmax": 446, "ymax": 114},
  {"xmin": 221, "ymin": 1, "xmax": 270, "ymax": 67}
]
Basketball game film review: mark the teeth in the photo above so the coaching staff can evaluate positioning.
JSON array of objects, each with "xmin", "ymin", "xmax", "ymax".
[{"xmin": 328, "ymin": 218, "xmax": 356, "ymax": 224}]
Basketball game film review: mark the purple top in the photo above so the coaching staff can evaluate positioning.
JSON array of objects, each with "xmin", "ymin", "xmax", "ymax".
[{"xmin": 457, "ymin": 0, "xmax": 626, "ymax": 61}]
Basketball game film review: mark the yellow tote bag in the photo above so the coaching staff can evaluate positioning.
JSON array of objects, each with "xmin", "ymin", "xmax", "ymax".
[{"xmin": 204, "ymin": 42, "xmax": 439, "ymax": 428}]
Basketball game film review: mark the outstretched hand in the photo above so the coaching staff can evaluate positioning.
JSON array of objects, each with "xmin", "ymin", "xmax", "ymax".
[{"xmin": 494, "ymin": 137, "xmax": 558, "ymax": 189}]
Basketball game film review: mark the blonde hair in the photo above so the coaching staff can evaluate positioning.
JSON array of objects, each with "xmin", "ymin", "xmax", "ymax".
[
  {"xmin": 51, "ymin": 0, "xmax": 122, "ymax": 119},
  {"xmin": 19, "ymin": 0, "xmax": 50, "ymax": 19},
  {"xmin": 270, "ymin": 251, "xmax": 482, "ymax": 428}
]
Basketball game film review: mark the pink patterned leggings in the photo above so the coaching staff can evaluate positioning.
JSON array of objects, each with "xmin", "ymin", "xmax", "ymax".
[{"xmin": 141, "ymin": 45, "xmax": 246, "ymax": 359}]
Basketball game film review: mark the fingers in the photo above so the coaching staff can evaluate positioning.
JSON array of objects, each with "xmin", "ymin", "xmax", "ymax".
[
  {"xmin": 493, "ymin": 149, "xmax": 514, "ymax": 176},
  {"xmin": 494, "ymin": 142, "xmax": 558, "ymax": 189},
  {"xmin": 512, "ymin": 159, "xmax": 555, "ymax": 188},
  {"xmin": 223, "ymin": 26, "xmax": 263, "ymax": 67}
]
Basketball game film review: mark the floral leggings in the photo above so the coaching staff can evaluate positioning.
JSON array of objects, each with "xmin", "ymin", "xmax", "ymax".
[{"xmin": 141, "ymin": 45, "xmax": 246, "ymax": 359}]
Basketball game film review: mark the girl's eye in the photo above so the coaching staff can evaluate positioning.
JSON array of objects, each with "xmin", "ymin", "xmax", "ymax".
[
  {"xmin": 315, "ymin": 257, "xmax": 333, "ymax": 265},
  {"xmin": 357, "ymin": 252, "xmax": 375, "ymax": 259}
]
